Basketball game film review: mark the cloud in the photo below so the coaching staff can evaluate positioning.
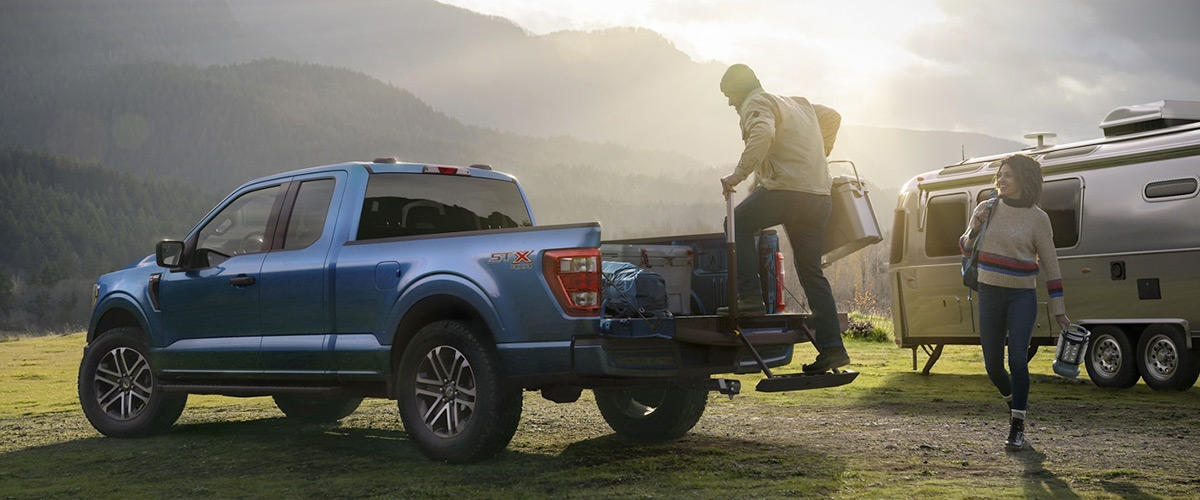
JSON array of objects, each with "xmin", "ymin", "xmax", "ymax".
[{"xmin": 866, "ymin": 0, "xmax": 1200, "ymax": 144}]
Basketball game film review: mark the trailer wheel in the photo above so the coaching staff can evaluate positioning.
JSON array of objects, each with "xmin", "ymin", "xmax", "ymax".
[
  {"xmin": 273, "ymin": 394, "xmax": 363, "ymax": 423},
  {"xmin": 396, "ymin": 320, "xmax": 522, "ymax": 463},
  {"xmin": 594, "ymin": 386, "xmax": 707, "ymax": 442},
  {"xmin": 1137, "ymin": 325, "xmax": 1197, "ymax": 391},
  {"xmin": 78, "ymin": 327, "xmax": 188, "ymax": 437},
  {"xmin": 1085, "ymin": 325, "xmax": 1139, "ymax": 389}
]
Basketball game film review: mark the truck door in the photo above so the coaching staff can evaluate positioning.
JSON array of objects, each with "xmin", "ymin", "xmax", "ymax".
[
  {"xmin": 896, "ymin": 192, "xmax": 977, "ymax": 340},
  {"xmin": 157, "ymin": 183, "xmax": 285, "ymax": 373},
  {"xmin": 258, "ymin": 174, "xmax": 342, "ymax": 377}
]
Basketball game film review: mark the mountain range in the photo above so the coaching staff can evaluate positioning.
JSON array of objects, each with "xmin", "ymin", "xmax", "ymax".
[{"xmin": 0, "ymin": 0, "xmax": 1030, "ymax": 329}]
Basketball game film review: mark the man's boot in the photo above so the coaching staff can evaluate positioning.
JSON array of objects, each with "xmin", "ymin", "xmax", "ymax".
[
  {"xmin": 802, "ymin": 346, "xmax": 850, "ymax": 373},
  {"xmin": 1005, "ymin": 417, "xmax": 1026, "ymax": 451}
]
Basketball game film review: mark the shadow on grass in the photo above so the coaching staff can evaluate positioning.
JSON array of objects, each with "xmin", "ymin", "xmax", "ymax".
[
  {"xmin": 0, "ymin": 415, "xmax": 845, "ymax": 499},
  {"xmin": 555, "ymin": 432, "xmax": 846, "ymax": 497},
  {"xmin": 1012, "ymin": 446, "xmax": 1083, "ymax": 499}
]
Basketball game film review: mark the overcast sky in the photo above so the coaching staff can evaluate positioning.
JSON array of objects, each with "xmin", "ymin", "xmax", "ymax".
[{"xmin": 438, "ymin": 0, "xmax": 1200, "ymax": 146}]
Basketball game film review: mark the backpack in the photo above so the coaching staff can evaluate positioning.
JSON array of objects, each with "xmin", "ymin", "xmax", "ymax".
[
  {"xmin": 769, "ymin": 94, "xmax": 842, "ymax": 156},
  {"xmin": 601, "ymin": 261, "xmax": 670, "ymax": 318}
]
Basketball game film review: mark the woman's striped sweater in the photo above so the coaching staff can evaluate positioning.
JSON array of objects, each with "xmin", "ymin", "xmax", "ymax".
[{"xmin": 960, "ymin": 198, "xmax": 1065, "ymax": 315}]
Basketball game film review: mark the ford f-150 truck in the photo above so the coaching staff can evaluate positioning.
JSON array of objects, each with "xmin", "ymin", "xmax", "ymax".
[{"xmin": 79, "ymin": 158, "xmax": 873, "ymax": 462}]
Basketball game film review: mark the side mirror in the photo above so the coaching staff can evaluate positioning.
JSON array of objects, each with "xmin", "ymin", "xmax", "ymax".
[{"xmin": 156, "ymin": 240, "xmax": 186, "ymax": 269}]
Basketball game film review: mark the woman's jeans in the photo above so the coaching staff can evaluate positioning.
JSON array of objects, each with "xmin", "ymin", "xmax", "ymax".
[
  {"xmin": 729, "ymin": 188, "xmax": 843, "ymax": 351},
  {"xmin": 977, "ymin": 283, "xmax": 1037, "ymax": 411}
]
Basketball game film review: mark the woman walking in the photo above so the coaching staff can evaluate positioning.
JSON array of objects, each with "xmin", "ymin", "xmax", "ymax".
[{"xmin": 960, "ymin": 153, "xmax": 1070, "ymax": 451}]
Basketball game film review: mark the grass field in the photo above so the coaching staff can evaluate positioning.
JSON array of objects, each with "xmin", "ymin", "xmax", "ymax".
[{"xmin": 2, "ymin": 331, "xmax": 1197, "ymax": 499}]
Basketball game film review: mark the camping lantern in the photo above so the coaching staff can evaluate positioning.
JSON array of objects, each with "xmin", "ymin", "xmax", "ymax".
[{"xmin": 1052, "ymin": 324, "xmax": 1091, "ymax": 379}]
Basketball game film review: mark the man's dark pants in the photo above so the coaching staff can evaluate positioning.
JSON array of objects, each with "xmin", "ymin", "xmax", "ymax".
[{"xmin": 730, "ymin": 188, "xmax": 843, "ymax": 350}]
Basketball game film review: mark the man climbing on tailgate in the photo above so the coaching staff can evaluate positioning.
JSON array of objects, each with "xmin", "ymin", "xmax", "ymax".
[{"xmin": 716, "ymin": 63, "xmax": 850, "ymax": 373}]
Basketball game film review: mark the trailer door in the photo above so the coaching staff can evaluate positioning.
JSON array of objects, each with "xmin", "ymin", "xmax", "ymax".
[{"xmin": 896, "ymin": 192, "xmax": 979, "ymax": 341}]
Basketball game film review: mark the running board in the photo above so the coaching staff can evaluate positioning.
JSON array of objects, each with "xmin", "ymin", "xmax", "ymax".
[
  {"xmin": 755, "ymin": 369, "xmax": 859, "ymax": 392},
  {"xmin": 159, "ymin": 384, "xmax": 344, "ymax": 397}
]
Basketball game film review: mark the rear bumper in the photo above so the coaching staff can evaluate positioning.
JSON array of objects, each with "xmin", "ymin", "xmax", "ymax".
[{"xmin": 572, "ymin": 313, "xmax": 829, "ymax": 379}]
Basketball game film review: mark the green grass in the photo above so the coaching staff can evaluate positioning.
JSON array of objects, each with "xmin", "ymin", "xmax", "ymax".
[{"xmin": 2, "ymin": 332, "xmax": 1197, "ymax": 499}]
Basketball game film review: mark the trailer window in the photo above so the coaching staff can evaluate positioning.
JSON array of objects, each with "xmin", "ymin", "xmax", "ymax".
[
  {"xmin": 1144, "ymin": 177, "xmax": 1198, "ymax": 200},
  {"xmin": 979, "ymin": 181, "xmax": 1080, "ymax": 248},
  {"xmin": 1042, "ymin": 179, "xmax": 1081, "ymax": 248},
  {"xmin": 925, "ymin": 193, "xmax": 968, "ymax": 257}
]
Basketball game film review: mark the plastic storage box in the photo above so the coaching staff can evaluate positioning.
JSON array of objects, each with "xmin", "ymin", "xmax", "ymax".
[
  {"xmin": 600, "ymin": 244, "xmax": 693, "ymax": 315},
  {"xmin": 822, "ymin": 174, "xmax": 883, "ymax": 267}
]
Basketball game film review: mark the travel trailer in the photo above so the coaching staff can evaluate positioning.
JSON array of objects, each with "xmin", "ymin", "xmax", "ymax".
[{"xmin": 888, "ymin": 100, "xmax": 1200, "ymax": 391}]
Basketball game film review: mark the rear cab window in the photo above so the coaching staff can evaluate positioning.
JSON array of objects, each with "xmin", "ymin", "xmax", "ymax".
[{"xmin": 357, "ymin": 173, "xmax": 532, "ymax": 240}]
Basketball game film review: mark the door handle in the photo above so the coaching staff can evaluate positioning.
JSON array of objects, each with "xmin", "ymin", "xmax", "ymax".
[{"xmin": 229, "ymin": 275, "xmax": 256, "ymax": 287}]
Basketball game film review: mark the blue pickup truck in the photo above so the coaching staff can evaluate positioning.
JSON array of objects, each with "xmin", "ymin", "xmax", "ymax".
[{"xmin": 79, "ymin": 159, "xmax": 867, "ymax": 462}]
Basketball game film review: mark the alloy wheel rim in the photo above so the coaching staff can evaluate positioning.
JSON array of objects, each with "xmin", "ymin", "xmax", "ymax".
[
  {"xmin": 1144, "ymin": 334, "xmax": 1178, "ymax": 381},
  {"xmin": 94, "ymin": 346, "xmax": 154, "ymax": 421},
  {"xmin": 413, "ymin": 345, "xmax": 476, "ymax": 438},
  {"xmin": 1092, "ymin": 336, "xmax": 1122, "ymax": 376}
]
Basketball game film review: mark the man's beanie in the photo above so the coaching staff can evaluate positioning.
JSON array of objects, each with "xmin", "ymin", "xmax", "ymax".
[{"xmin": 720, "ymin": 64, "xmax": 761, "ymax": 94}]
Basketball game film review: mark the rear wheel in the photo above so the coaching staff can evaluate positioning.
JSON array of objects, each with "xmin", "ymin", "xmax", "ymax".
[
  {"xmin": 1085, "ymin": 325, "xmax": 1139, "ymax": 389},
  {"xmin": 396, "ymin": 320, "xmax": 522, "ymax": 463},
  {"xmin": 78, "ymin": 327, "xmax": 187, "ymax": 437},
  {"xmin": 1137, "ymin": 324, "xmax": 1197, "ymax": 391},
  {"xmin": 273, "ymin": 394, "xmax": 363, "ymax": 423},
  {"xmin": 594, "ymin": 386, "xmax": 708, "ymax": 442}
]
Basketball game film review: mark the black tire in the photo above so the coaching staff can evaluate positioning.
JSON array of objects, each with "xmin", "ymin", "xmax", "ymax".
[
  {"xmin": 396, "ymin": 320, "xmax": 522, "ymax": 463},
  {"xmin": 1085, "ymin": 325, "xmax": 1139, "ymax": 389},
  {"xmin": 1136, "ymin": 324, "xmax": 1196, "ymax": 391},
  {"xmin": 594, "ymin": 386, "xmax": 708, "ymax": 442},
  {"xmin": 1027, "ymin": 345, "xmax": 1038, "ymax": 362},
  {"xmin": 78, "ymin": 327, "xmax": 187, "ymax": 437},
  {"xmin": 273, "ymin": 394, "xmax": 363, "ymax": 423}
]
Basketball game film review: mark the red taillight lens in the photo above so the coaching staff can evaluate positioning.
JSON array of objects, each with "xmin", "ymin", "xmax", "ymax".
[
  {"xmin": 774, "ymin": 251, "xmax": 786, "ymax": 312},
  {"xmin": 542, "ymin": 248, "xmax": 601, "ymax": 317}
]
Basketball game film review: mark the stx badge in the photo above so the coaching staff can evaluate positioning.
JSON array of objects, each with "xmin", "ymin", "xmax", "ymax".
[{"xmin": 489, "ymin": 250, "xmax": 534, "ymax": 270}]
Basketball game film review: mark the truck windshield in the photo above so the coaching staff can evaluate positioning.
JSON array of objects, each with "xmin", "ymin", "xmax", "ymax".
[{"xmin": 357, "ymin": 173, "xmax": 532, "ymax": 240}]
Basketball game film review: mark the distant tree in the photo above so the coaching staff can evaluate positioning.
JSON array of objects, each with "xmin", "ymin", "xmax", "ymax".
[{"xmin": 0, "ymin": 267, "xmax": 13, "ymax": 315}]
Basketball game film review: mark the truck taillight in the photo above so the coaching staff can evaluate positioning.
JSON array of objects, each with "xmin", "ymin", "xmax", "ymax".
[
  {"xmin": 542, "ymin": 249, "xmax": 601, "ymax": 317},
  {"xmin": 774, "ymin": 251, "xmax": 786, "ymax": 312}
]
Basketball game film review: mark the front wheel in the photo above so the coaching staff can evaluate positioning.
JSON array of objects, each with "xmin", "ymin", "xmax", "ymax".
[
  {"xmin": 396, "ymin": 320, "xmax": 522, "ymax": 463},
  {"xmin": 1085, "ymin": 325, "xmax": 1139, "ymax": 389},
  {"xmin": 273, "ymin": 394, "xmax": 363, "ymax": 423},
  {"xmin": 1137, "ymin": 324, "xmax": 1198, "ymax": 391},
  {"xmin": 78, "ymin": 327, "xmax": 187, "ymax": 437},
  {"xmin": 594, "ymin": 386, "xmax": 708, "ymax": 442}
]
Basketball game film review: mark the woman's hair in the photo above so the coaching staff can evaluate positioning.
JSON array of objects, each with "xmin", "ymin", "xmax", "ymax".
[{"xmin": 995, "ymin": 153, "xmax": 1043, "ymax": 205}]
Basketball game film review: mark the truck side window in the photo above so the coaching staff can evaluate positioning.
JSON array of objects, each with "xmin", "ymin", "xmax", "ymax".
[
  {"xmin": 358, "ymin": 174, "xmax": 532, "ymax": 240},
  {"xmin": 283, "ymin": 178, "xmax": 335, "ymax": 250},
  {"xmin": 925, "ymin": 193, "xmax": 968, "ymax": 257},
  {"xmin": 196, "ymin": 185, "xmax": 281, "ymax": 259},
  {"xmin": 1041, "ymin": 179, "xmax": 1081, "ymax": 248}
]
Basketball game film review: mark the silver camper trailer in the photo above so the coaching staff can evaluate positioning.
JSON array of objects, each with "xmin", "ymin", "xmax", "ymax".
[{"xmin": 888, "ymin": 100, "xmax": 1200, "ymax": 391}]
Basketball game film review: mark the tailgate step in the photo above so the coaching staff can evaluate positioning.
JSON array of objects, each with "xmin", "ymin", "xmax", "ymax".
[{"xmin": 755, "ymin": 369, "xmax": 859, "ymax": 392}]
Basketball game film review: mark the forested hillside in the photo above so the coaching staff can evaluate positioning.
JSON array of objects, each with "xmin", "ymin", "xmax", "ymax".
[
  {"xmin": 3, "ymin": 59, "xmax": 709, "ymax": 194},
  {"xmin": 0, "ymin": 149, "xmax": 216, "ymax": 329}
]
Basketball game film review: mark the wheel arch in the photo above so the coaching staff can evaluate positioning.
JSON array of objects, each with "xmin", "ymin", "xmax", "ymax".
[
  {"xmin": 1076, "ymin": 319, "xmax": 1190, "ymax": 348},
  {"xmin": 88, "ymin": 295, "xmax": 151, "ymax": 343},
  {"xmin": 385, "ymin": 275, "xmax": 503, "ymax": 380}
]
